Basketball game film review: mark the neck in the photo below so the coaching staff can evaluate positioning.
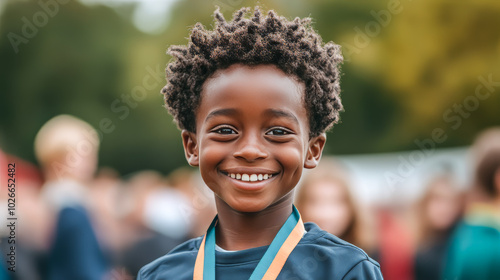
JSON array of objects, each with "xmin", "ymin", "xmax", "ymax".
[{"xmin": 214, "ymin": 196, "xmax": 294, "ymax": 251}]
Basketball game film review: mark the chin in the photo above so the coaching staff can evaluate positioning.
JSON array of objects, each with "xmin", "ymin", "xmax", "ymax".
[{"xmin": 227, "ymin": 198, "xmax": 271, "ymax": 214}]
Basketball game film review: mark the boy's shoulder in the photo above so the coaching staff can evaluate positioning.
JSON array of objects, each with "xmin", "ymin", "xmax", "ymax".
[
  {"xmin": 299, "ymin": 222, "xmax": 376, "ymax": 261},
  {"xmin": 286, "ymin": 222, "xmax": 381, "ymax": 279},
  {"xmin": 138, "ymin": 222, "xmax": 382, "ymax": 280}
]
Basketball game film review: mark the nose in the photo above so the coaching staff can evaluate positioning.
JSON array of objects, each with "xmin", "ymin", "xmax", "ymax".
[{"xmin": 233, "ymin": 133, "xmax": 268, "ymax": 162}]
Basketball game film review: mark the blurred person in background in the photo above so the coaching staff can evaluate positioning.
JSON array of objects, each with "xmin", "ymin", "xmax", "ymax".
[
  {"xmin": 467, "ymin": 127, "xmax": 500, "ymax": 204},
  {"xmin": 167, "ymin": 167, "xmax": 217, "ymax": 238},
  {"xmin": 295, "ymin": 160, "xmax": 376, "ymax": 255},
  {"xmin": 413, "ymin": 173, "xmax": 464, "ymax": 280},
  {"xmin": 34, "ymin": 115, "xmax": 111, "ymax": 280},
  {"xmin": 116, "ymin": 170, "xmax": 193, "ymax": 278},
  {"xmin": 469, "ymin": 127, "xmax": 500, "ymax": 170},
  {"xmin": 443, "ymin": 149, "xmax": 500, "ymax": 279}
]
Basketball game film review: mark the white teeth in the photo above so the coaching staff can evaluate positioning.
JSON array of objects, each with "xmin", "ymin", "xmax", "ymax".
[{"xmin": 226, "ymin": 172, "xmax": 275, "ymax": 182}]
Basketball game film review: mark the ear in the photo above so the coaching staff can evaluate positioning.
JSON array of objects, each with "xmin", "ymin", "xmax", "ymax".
[
  {"xmin": 304, "ymin": 133, "xmax": 326, "ymax": 169},
  {"xmin": 181, "ymin": 130, "xmax": 199, "ymax": 167}
]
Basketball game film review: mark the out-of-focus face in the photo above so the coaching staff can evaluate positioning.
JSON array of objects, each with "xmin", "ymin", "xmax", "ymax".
[
  {"xmin": 50, "ymin": 146, "xmax": 98, "ymax": 182},
  {"xmin": 300, "ymin": 180, "xmax": 353, "ymax": 237},
  {"xmin": 35, "ymin": 116, "xmax": 100, "ymax": 182},
  {"xmin": 425, "ymin": 182, "xmax": 461, "ymax": 231}
]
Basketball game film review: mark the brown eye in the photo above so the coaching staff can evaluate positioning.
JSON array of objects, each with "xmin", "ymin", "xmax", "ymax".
[
  {"xmin": 266, "ymin": 128, "xmax": 289, "ymax": 136},
  {"xmin": 215, "ymin": 127, "xmax": 236, "ymax": 134}
]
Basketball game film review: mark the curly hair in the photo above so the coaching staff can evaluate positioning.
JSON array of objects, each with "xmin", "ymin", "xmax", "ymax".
[{"xmin": 162, "ymin": 6, "xmax": 343, "ymax": 138}]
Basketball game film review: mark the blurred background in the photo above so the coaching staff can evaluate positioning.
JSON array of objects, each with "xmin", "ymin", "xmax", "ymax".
[{"xmin": 0, "ymin": 0, "xmax": 499, "ymax": 279}]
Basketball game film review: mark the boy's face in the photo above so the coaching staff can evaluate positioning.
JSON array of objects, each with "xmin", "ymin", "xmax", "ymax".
[{"xmin": 182, "ymin": 64, "xmax": 326, "ymax": 213}]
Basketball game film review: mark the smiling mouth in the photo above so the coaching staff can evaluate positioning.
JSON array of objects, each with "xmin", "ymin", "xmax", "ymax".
[{"xmin": 220, "ymin": 171, "xmax": 278, "ymax": 182}]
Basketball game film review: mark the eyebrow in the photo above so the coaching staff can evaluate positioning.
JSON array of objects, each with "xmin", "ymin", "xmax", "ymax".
[
  {"xmin": 205, "ymin": 108, "xmax": 238, "ymax": 122},
  {"xmin": 204, "ymin": 108, "xmax": 299, "ymax": 125},
  {"xmin": 264, "ymin": 109, "xmax": 299, "ymax": 125}
]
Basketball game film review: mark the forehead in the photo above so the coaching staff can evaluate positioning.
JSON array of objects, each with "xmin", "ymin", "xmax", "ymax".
[
  {"xmin": 199, "ymin": 64, "xmax": 306, "ymax": 118},
  {"xmin": 203, "ymin": 64, "xmax": 304, "ymax": 94}
]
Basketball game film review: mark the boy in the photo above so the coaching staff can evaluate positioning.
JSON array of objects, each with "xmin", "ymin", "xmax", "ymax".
[{"xmin": 139, "ymin": 7, "xmax": 382, "ymax": 279}]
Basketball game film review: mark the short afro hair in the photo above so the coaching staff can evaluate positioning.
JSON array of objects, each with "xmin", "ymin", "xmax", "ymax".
[{"xmin": 162, "ymin": 6, "xmax": 343, "ymax": 138}]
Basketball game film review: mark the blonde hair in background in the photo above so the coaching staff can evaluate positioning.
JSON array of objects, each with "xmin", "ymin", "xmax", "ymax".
[{"xmin": 34, "ymin": 114, "xmax": 99, "ymax": 180}]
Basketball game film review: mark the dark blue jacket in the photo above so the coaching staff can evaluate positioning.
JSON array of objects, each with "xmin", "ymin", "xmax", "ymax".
[{"xmin": 47, "ymin": 206, "xmax": 110, "ymax": 280}]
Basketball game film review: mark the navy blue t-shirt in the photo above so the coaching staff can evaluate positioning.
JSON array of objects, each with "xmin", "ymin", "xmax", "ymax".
[{"xmin": 138, "ymin": 222, "xmax": 382, "ymax": 279}]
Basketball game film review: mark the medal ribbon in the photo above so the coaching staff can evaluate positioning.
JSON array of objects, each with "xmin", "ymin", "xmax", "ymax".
[{"xmin": 193, "ymin": 205, "xmax": 304, "ymax": 280}]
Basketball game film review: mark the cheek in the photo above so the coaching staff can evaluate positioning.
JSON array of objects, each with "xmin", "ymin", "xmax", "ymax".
[
  {"xmin": 198, "ymin": 143, "xmax": 230, "ymax": 188},
  {"xmin": 276, "ymin": 146, "xmax": 304, "ymax": 188},
  {"xmin": 276, "ymin": 142, "xmax": 305, "ymax": 171},
  {"xmin": 199, "ymin": 141, "xmax": 230, "ymax": 166}
]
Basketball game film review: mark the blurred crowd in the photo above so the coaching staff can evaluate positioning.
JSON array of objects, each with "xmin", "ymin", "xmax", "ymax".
[{"xmin": 0, "ymin": 114, "xmax": 499, "ymax": 280}]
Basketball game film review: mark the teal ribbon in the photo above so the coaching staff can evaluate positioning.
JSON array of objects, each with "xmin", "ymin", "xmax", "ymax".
[{"xmin": 202, "ymin": 205, "xmax": 301, "ymax": 280}]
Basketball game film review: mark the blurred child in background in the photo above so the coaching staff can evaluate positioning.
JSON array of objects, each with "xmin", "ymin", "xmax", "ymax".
[
  {"xmin": 443, "ymin": 128, "xmax": 500, "ymax": 280},
  {"xmin": 117, "ymin": 170, "xmax": 193, "ymax": 277},
  {"xmin": 295, "ymin": 160, "xmax": 375, "ymax": 254},
  {"xmin": 414, "ymin": 173, "xmax": 464, "ymax": 280},
  {"xmin": 34, "ymin": 115, "xmax": 111, "ymax": 280}
]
